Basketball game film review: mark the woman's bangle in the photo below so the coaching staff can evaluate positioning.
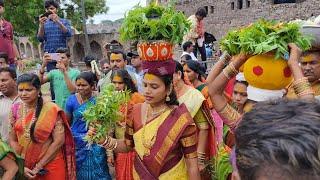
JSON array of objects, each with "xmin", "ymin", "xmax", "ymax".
[
  {"xmin": 293, "ymin": 77, "xmax": 314, "ymax": 96},
  {"xmin": 223, "ymin": 62, "xmax": 238, "ymax": 79},
  {"xmin": 102, "ymin": 136, "xmax": 118, "ymax": 151}
]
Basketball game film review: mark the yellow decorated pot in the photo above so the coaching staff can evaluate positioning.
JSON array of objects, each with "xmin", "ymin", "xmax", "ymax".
[{"xmin": 243, "ymin": 53, "xmax": 293, "ymax": 90}]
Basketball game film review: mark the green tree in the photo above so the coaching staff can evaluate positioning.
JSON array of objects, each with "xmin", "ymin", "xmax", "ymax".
[
  {"xmin": 63, "ymin": 0, "xmax": 108, "ymax": 31},
  {"xmin": 3, "ymin": 0, "xmax": 43, "ymax": 37},
  {"xmin": 3, "ymin": 0, "xmax": 108, "ymax": 37}
]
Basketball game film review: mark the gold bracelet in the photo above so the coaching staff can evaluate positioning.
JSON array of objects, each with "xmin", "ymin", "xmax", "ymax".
[
  {"xmin": 293, "ymin": 77, "xmax": 313, "ymax": 95},
  {"xmin": 101, "ymin": 136, "xmax": 110, "ymax": 147},
  {"xmin": 105, "ymin": 138, "xmax": 118, "ymax": 151},
  {"xmin": 298, "ymin": 89, "xmax": 314, "ymax": 97},
  {"xmin": 222, "ymin": 63, "xmax": 238, "ymax": 79}
]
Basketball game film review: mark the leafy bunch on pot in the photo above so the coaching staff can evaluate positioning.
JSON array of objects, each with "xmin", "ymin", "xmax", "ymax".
[
  {"xmin": 119, "ymin": 2, "xmax": 190, "ymax": 44},
  {"xmin": 220, "ymin": 19, "xmax": 312, "ymax": 59},
  {"xmin": 83, "ymin": 84, "xmax": 130, "ymax": 144}
]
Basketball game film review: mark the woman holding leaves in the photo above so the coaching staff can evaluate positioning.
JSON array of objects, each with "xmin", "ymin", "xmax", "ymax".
[
  {"xmin": 65, "ymin": 72, "xmax": 111, "ymax": 180},
  {"xmin": 89, "ymin": 60, "xmax": 201, "ymax": 179},
  {"xmin": 110, "ymin": 69, "xmax": 144, "ymax": 180},
  {"xmin": 9, "ymin": 73, "xmax": 75, "ymax": 180}
]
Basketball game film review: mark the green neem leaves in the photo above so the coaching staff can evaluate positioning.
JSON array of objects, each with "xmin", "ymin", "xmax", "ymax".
[
  {"xmin": 119, "ymin": 3, "xmax": 190, "ymax": 44},
  {"xmin": 83, "ymin": 84, "xmax": 130, "ymax": 144},
  {"xmin": 220, "ymin": 19, "xmax": 312, "ymax": 59}
]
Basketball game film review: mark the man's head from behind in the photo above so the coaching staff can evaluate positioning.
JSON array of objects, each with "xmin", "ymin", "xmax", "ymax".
[
  {"xmin": 182, "ymin": 41, "xmax": 194, "ymax": 53},
  {"xmin": 195, "ymin": 7, "xmax": 207, "ymax": 21},
  {"xmin": 300, "ymin": 51, "xmax": 320, "ymax": 83},
  {"xmin": 110, "ymin": 49, "xmax": 127, "ymax": 71},
  {"xmin": 233, "ymin": 99, "xmax": 320, "ymax": 180},
  {"xmin": 44, "ymin": 0, "xmax": 59, "ymax": 14}
]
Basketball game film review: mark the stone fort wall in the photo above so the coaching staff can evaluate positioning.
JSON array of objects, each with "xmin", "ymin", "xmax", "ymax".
[{"xmin": 160, "ymin": 0, "xmax": 320, "ymax": 40}]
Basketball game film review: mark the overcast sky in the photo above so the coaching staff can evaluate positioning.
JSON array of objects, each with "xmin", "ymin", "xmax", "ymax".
[{"xmin": 92, "ymin": 0, "xmax": 147, "ymax": 23}]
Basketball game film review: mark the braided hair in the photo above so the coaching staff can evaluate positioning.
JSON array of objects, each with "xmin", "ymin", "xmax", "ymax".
[{"xmin": 17, "ymin": 73, "xmax": 43, "ymax": 143}]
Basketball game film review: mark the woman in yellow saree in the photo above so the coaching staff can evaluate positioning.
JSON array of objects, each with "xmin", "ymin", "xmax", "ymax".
[
  {"xmin": 90, "ymin": 60, "xmax": 201, "ymax": 179},
  {"xmin": 9, "ymin": 74, "xmax": 76, "ymax": 180},
  {"xmin": 173, "ymin": 61, "xmax": 214, "ymax": 173}
]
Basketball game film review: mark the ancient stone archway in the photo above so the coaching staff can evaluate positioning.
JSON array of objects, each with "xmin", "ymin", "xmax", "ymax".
[
  {"xmin": 73, "ymin": 42, "xmax": 85, "ymax": 62},
  {"xmin": 19, "ymin": 43, "xmax": 25, "ymax": 57},
  {"xmin": 26, "ymin": 43, "xmax": 33, "ymax": 58},
  {"xmin": 90, "ymin": 41, "xmax": 103, "ymax": 60}
]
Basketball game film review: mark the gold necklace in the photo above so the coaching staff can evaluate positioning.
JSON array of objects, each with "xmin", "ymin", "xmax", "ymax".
[
  {"xmin": 141, "ymin": 104, "xmax": 168, "ymax": 156},
  {"xmin": 21, "ymin": 103, "xmax": 36, "ymax": 139}
]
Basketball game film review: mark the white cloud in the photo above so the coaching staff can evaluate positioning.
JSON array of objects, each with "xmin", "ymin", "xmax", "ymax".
[{"xmin": 92, "ymin": 0, "xmax": 146, "ymax": 23}]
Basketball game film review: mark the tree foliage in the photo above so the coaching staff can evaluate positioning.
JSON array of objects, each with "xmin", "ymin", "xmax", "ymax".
[
  {"xmin": 3, "ymin": 0, "xmax": 108, "ymax": 37},
  {"xmin": 3, "ymin": 0, "xmax": 43, "ymax": 37},
  {"xmin": 63, "ymin": 0, "xmax": 108, "ymax": 31}
]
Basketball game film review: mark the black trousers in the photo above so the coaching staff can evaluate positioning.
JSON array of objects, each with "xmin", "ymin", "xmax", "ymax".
[
  {"xmin": 194, "ymin": 42, "xmax": 207, "ymax": 68},
  {"xmin": 47, "ymin": 61, "xmax": 57, "ymax": 102}
]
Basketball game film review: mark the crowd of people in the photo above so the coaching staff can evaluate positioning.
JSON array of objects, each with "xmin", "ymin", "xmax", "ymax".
[{"xmin": 0, "ymin": 0, "xmax": 320, "ymax": 180}]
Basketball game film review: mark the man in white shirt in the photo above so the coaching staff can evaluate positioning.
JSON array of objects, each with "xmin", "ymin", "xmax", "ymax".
[
  {"xmin": 181, "ymin": 41, "xmax": 198, "ymax": 61},
  {"xmin": 0, "ymin": 67, "xmax": 20, "ymax": 142},
  {"xmin": 127, "ymin": 51, "xmax": 143, "ymax": 93}
]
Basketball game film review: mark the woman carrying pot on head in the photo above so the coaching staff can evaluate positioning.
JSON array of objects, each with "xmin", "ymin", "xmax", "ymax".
[
  {"xmin": 9, "ymin": 73, "xmax": 76, "ymax": 180},
  {"xmin": 208, "ymin": 44, "xmax": 315, "ymax": 132},
  {"xmin": 109, "ymin": 69, "xmax": 145, "ymax": 180},
  {"xmin": 205, "ymin": 54, "xmax": 250, "ymax": 147},
  {"xmin": 89, "ymin": 60, "xmax": 201, "ymax": 179},
  {"xmin": 65, "ymin": 72, "xmax": 112, "ymax": 180}
]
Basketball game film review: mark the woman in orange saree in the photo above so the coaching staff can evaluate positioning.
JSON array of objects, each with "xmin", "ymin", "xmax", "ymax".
[
  {"xmin": 89, "ymin": 60, "xmax": 201, "ymax": 179},
  {"xmin": 9, "ymin": 74, "xmax": 76, "ymax": 180},
  {"xmin": 110, "ymin": 69, "xmax": 144, "ymax": 180}
]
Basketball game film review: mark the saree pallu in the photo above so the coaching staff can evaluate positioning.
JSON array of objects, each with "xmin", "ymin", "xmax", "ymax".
[
  {"xmin": 196, "ymin": 84, "xmax": 218, "ymax": 157},
  {"xmin": 178, "ymin": 87, "xmax": 217, "ymax": 157},
  {"xmin": 130, "ymin": 104, "xmax": 196, "ymax": 179},
  {"xmin": 115, "ymin": 93, "xmax": 144, "ymax": 180},
  {"xmin": 11, "ymin": 102, "xmax": 76, "ymax": 180},
  {"xmin": 67, "ymin": 95, "xmax": 111, "ymax": 180}
]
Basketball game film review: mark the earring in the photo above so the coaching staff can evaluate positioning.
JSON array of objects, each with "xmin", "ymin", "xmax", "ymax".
[{"xmin": 166, "ymin": 94, "xmax": 170, "ymax": 102}]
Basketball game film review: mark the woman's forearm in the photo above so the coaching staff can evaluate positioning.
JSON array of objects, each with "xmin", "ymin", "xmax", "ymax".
[
  {"xmin": 37, "ymin": 140, "xmax": 64, "ymax": 168},
  {"xmin": 185, "ymin": 158, "xmax": 201, "ymax": 180},
  {"xmin": 113, "ymin": 139, "xmax": 133, "ymax": 153},
  {"xmin": 197, "ymin": 129, "xmax": 208, "ymax": 155}
]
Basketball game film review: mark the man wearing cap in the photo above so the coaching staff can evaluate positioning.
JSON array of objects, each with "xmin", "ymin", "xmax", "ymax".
[
  {"xmin": 97, "ymin": 49, "xmax": 137, "ymax": 91},
  {"xmin": 285, "ymin": 51, "xmax": 320, "ymax": 100},
  {"xmin": 0, "ymin": 0, "xmax": 21, "ymax": 69},
  {"xmin": 127, "ymin": 51, "xmax": 143, "ymax": 93}
]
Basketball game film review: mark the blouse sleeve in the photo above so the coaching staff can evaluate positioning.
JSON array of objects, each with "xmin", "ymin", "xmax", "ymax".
[
  {"xmin": 125, "ymin": 104, "xmax": 134, "ymax": 148},
  {"xmin": 193, "ymin": 108, "xmax": 209, "ymax": 130},
  {"xmin": 180, "ymin": 124, "xmax": 197, "ymax": 159},
  {"xmin": 218, "ymin": 103, "xmax": 242, "ymax": 130},
  {"xmin": 52, "ymin": 116, "xmax": 65, "ymax": 139}
]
